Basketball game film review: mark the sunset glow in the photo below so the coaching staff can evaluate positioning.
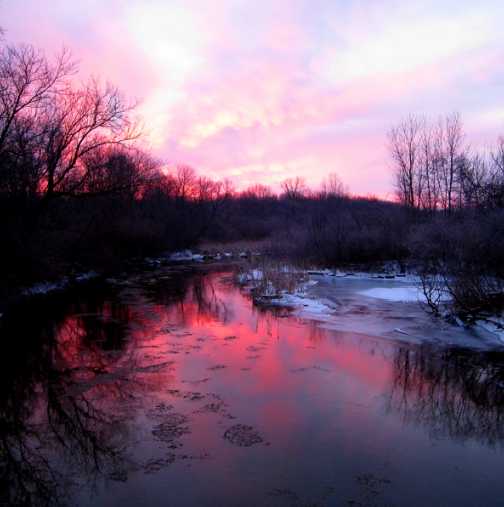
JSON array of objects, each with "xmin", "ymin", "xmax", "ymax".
[{"xmin": 3, "ymin": 0, "xmax": 504, "ymax": 194}]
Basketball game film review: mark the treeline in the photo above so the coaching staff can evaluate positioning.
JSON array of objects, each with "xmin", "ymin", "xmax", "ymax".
[
  {"xmin": 209, "ymin": 115, "xmax": 504, "ymax": 320},
  {"xmin": 390, "ymin": 113, "xmax": 504, "ymax": 211},
  {"xmin": 207, "ymin": 182, "xmax": 409, "ymax": 267},
  {"xmin": 0, "ymin": 38, "xmax": 404, "ymax": 295},
  {"xmin": 0, "ymin": 43, "xmax": 233, "ymax": 292},
  {"xmin": 1, "ymin": 37, "xmax": 504, "ymax": 322},
  {"xmin": 389, "ymin": 114, "xmax": 504, "ymax": 319}
]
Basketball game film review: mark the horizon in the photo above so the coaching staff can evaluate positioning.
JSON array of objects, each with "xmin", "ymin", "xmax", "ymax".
[{"xmin": 2, "ymin": 0, "xmax": 504, "ymax": 196}]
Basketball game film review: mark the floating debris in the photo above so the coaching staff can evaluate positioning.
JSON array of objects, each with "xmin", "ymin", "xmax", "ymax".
[
  {"xmin": 143, "ymin": 452, "xmax": 211, "ymax": 474},
  {"xmin": 143, "ymin": 455, "xmax": 177, "ymax": 473},
  {"xmin": 146, "ymin": 402, "xmax": 174, "ymax": 419},
  {"xmin": 195, "ymin": 399, "xmax": 236, "ymax": 420},
  {"xmin": 290, "ymin": 365, "xmax": 331, "ymax": 373},
  {"xmin": 246, "ymin": 345, "xmax": 265, "ymax": 352},
  {"xmin": 167, "ymin": 389, "xmax": 206, "ymax": 401},
  {"xmin": 151, "ymin": 413, "xmax": 190, "ymax": 444},
  {"xmin": 197, "ymin": 401, "xmax": 226, "ymax": 414},
  {"xmin": 182, "ymin": 377, "xmax": 210, "ymax": 385},
  {"xmin": 208, "ymin": 364, "xmax": 227, "ymax": 371},
  {"xmin": 223, "ymin": 424, "xmax": 263, "ymax": 447},
  {"xmin": 135, "ymin": 361, "xmax": 175, "ymax": 373}
]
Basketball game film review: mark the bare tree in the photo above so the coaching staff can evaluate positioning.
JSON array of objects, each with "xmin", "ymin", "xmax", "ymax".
[
  {"xmin": 432, "ymin": 113, "xmax": 466, "ymax": 213},
  {"xmin": 221, "ymin": 178, "xmax": 235, "ymax": 199},
  {"xmin": 174, "ymin": 164, "xmax": 197, "ymax": 200},
  {"xmin": 443, "ymin": 113, "xmax": 465, "ymax": 213},
  {"xmin": 485, "ymin": 137, "xmax": 504, "ymax": 208},
  {"xmin": 281, "ymin": 176, "xmax": 307, "ymax": 200},
  {"xmin": 82, "ymin": 146, "xmax": 159, "ymax": 198},
  {"xmin": 320, "ymin": 172, "xmax": 347, "ymax": 198},
  {"xmin": 454, "ymin": 153, "xmax": 488, "ymax": 208},
  {"xmin": 418, "ymin": 123, "xmax": 439, "ymax": 211},
  {"xmin": 0, "ymin": 44, "xmax": 74, "ymax": 155},
  {"xmin": 196, "ymin": 176, "xmax": 222, "ymax": 202},
  {"xmin": 492, "ymin": 137, "xmax": 504, "ymax": 175},
  {"xmin": 389, "ymin": 113, "xmax": 469, "ymax": 213},
  {"xmin": 0, "ymin": 44, "xmax": 141, "ymax": 204},
  {"xmin": 0, "ymin": 114, "xmax": 42, "ymax": 197},
  {"xmin": 38, "ymin": 79, "xmax": 140, "ymax": 200},
  {"xmin": 242, "ymin": 183, "xmax": 274, "ymax": 199},
  {"xmin": 389, "ymin": 115, "xmax": 423, "ymax": 208}
]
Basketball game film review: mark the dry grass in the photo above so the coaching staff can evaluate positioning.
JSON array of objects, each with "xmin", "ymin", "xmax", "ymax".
[
  {"xmin": 236, "ymin": 259, "xmax": 308, "ymax": 301},
  {"xmin": 199, "ymin": 239, "xmax": 271, "ymax": 256}
]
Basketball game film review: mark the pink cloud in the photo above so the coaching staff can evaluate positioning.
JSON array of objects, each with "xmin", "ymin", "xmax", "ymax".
[{"xmin": 2, "ymin": 0, "xmax": 503, "ymax": 196}]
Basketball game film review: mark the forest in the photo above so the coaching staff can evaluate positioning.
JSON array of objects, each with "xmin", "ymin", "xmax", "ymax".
[{"xmin": 1, "ymin": 38, "xmax": 503, "ymax": 321}]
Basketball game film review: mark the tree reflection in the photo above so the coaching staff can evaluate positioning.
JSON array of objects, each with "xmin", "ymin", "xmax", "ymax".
[
  {"xmin": 0, "ymin": 270, "xmax": 219, "ymax": 506},
  {"xmin": 146, "ymin": 269, "xmax": 232, "ymax": 325},
  {"xmin": 388, "ymin": 344, "xmax": 504, "ymax": 447},
  {"xmin": 0, "ymin": 290, "xmax": 134, "ymax": 506},
  {"xmin": 190, "ymin": 274, "xmax": 231, "ymax": 323}
]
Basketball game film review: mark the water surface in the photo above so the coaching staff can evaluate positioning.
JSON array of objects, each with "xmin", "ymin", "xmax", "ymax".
[{"xmin": 2, "ymin": 266, "xmax": 504, "ymax": 506}]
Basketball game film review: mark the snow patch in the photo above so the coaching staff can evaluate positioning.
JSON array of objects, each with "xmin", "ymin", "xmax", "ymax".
[
  {"xmin": 264, "ymin": 292, "xmax": 334, "ymax": 319},
  {"xmin": 75, "ymin": 271, "xmax": 98, "ymax": 282},
  {"xmin": 23, "ymin": 280, "xmax": 68, "ymax": 296},
  {"xmin": 358, "ymin": 286, "xmax": 425, "ymax": 303},
  {"xmin": 311, "ymin": 271, "xmax": 421, "ymax": 284},
  {"xmin": 22, "ymin": 271, "xmax": 99, "ymax": 296},
  {"xmin": 475, "ymin": 318, "xmax": 504, "ymax": 344},
  {"xmin": 168, "ymin": 250, "xmax": 204, "ymax": 262},
  {"xmin": 237, "ymin": 269, "xmax": 264, "ymax": 284}
]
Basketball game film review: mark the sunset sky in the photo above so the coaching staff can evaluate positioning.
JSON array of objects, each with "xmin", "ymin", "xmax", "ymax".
[{"xmin": 2, "ymin": 0, "xmax": 504, "ymax": 196}]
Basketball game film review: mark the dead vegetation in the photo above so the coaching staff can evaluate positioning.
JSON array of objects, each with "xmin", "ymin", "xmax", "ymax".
[{"xmin": 236, "ymin": 259, "xmax": 308, "ymax": 305}]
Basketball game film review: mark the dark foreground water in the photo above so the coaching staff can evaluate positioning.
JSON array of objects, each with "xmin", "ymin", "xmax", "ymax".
[{"xmin": 1, "ymin": 266, "xmax": 504, "ymax": 507}]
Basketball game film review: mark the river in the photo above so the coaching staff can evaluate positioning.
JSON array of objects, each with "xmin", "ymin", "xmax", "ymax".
[{"xmin": 1, "ymin": 265, "xmax": 503, "ymax": 506}]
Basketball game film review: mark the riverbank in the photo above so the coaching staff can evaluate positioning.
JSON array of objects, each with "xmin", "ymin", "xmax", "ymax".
[
  {"xmin": 4, "ymin": 252, "xmax": 504, "ymax": 349},
  {"xmin": 0, "ymin": 248, "xmax": 251, "ymax": 318},
  {"xmin": 236, "ymin": 264, "xmax": 504, "ymax": 349}
]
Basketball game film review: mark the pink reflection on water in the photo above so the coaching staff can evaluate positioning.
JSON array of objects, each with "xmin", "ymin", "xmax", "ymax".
[{"xmin": 27, "ymin": 268, "xmax": 502, "ymax": 506}]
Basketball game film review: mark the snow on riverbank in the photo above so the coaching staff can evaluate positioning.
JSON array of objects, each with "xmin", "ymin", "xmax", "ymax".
[
  {"xmin": 165, "ymin": 249, "xmax": 261, "ymax": 264},
  {"xmin": 358, "ymin": 285, "xmax": 453, "ymax": 304},
  {"xmin": 475, "ymin": 318, "xmax": 504, "ymax": 345},
  {"xmin": 358, "ymin": 286, "xmax": 425, "ymax": 302},
  {"xmin": 236, "ymin": 269, "xmax": 264, "ymax": 284},
  {"xmin": 240, "ymin": 267, "xmax": 424, "ymax": 308},
  {"xmin": 167, "ymin": 250, "xmax": 205, "ymax": 262},
  {"xmin": 315, "ymin": 271, "xmax": 421, "ymax": 284},
  {"xmin": 238, "ymin": 266, "xmax": 504, "ymax": 348},
  {"xmin": 22, "ymin": 271, "xmax": 99, "ymax": 296},
  {"xmin": 235, "ymin": 265, "xmax": 336, "ymax": 319},
  {"xmin": 270, "ymin": 292, "xmax": 337, "ymax": 320}
]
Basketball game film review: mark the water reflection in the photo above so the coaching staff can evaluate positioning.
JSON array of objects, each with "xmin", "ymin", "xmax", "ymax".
[
  {"xmin": 1, "ymin": 268, "xmax": 503, "ymax": 506},
  {"xmin": 0, "ymin": 289, "xmax": 133, "ymax": 506},
  {"xmin": 388, "ymin": 344, "xmax": 504, "ymax": 447}
]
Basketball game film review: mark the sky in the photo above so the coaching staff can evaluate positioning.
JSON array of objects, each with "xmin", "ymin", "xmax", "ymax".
[{"xmin": 2, "ymin": 0, "xmax": 504, "ymax": 196}]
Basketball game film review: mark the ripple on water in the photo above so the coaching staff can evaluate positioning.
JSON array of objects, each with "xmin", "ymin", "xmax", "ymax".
[{"xmin": 208, "ymin": 364, "xmax": 227, "ymax": 371}]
